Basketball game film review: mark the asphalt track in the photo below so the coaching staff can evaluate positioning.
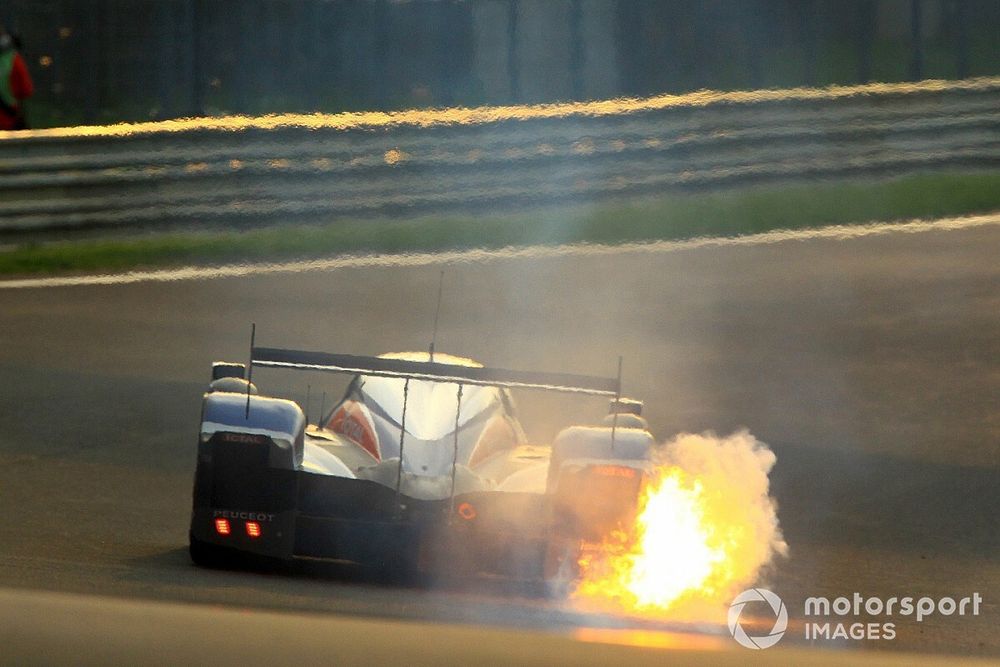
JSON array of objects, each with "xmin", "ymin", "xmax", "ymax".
[{"xmin": 0, "ymin": 217, "xmax": 997, "ymax": 662}]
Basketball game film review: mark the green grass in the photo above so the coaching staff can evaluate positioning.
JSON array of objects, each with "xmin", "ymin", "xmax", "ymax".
[{"xmin": 2, "ymin": 170, "xmax": 998, "ymax": 277}]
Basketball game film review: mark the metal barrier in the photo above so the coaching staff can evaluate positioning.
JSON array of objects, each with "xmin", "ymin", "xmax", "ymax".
[{"xmin": 1, "ymin": 78, "xmax": 999, "ymax": 236}]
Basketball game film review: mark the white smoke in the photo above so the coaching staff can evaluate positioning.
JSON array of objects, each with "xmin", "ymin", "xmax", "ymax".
[{"xmin": 656, "ymin": 429, "xmax": 788, "ymax": 596}]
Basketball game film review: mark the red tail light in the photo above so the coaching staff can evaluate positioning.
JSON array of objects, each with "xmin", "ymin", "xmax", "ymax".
[
  {"xmin": 456, "ymin": 502, "xmax": 477, "ymax": 521},
  {"xmin": 214, "ymin": 518, "xmax": 231, "ymax": 535},
  {"xmin": 245, "ymin": 521, "xmax": 262, "ymax": 538},
  {"xmin": 591, "ymin": 465, "xmax": 637, "ymax": 479}
]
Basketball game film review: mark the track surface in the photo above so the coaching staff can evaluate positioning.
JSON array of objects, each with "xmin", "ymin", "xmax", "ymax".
[{"xmin": 0, "ymin": 220, "xmax": 997, "ymax": 659}]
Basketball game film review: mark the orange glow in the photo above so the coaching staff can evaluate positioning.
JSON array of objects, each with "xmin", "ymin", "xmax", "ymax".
[
  {"xmin": 572, "ymin": 627, "xmax": 729, "ymax": 652},
  {"xmin": 214, "ymin": 518, "xmax": 231, "ymax": 536},
  {"xmin": 383, "ymin": 148, "xmax": 409, "ymax": 165},
  {"xmin": 456, "ymin": 502, "xmax": 477, "ymax": 521},
  {"xmin": 590, "ymin": 465, "xmax": 637, "ymax": 479},
  {"xmin": 245, "ymin": 521, "xmax": 262, "ymax": 538},
  {"xmin": 573, "ymin": 464, "xmax": 751, "ymax": 619}
]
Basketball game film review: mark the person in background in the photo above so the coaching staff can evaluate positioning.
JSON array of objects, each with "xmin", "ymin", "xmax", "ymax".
[{"xmin": 0, "ymin": 25, "xmax": 33, "ymax": 130}]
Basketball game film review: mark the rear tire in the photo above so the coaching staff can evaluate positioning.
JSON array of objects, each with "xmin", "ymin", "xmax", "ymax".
[
  {"xmin": 189, "ymin": 533, "xmax": 228, "ymax": 568},
  {"xmin": 189, "ymin": 532, "xmax": 290, "ymax": 572},
  {"xmin": 544, "ymin": 538, "xmax": 580, "ymax": 599},
  {"xmin": 377, "ymin": 552, "xmax": 422, "ymax": 586}
]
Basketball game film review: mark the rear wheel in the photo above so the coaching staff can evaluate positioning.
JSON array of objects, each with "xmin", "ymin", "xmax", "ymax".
[
  {"xmin": 544, "ymin": 538, "xmax": 580, "ymax": 599},
  {"xmin": 189, "ymin": 533, "xmax": 228, "ymax": 568},
  {"xmin": 376, "ymin": 551, "xmax": 422, "ymax": 586}
]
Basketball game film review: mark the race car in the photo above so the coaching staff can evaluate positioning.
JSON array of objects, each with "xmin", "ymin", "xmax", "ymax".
[{"xmin": 189, "ymin": 345, "xmax": 654, "ymax": 585}]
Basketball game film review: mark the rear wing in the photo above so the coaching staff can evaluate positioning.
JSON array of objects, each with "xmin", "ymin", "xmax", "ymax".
[{"xmin": 251, "ymin": 347, "xmax": 620, "ymax": 397}]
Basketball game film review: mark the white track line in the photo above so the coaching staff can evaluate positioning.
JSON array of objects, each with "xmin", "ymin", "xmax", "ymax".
[{"xmin": 1, "ymin": 212, "xmax": 998, "ymax": 290}]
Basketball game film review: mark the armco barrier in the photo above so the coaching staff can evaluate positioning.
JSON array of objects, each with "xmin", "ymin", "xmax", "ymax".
[{"xmin": 1, "ymin": 78, "xmax": 998, "ymax": 236}]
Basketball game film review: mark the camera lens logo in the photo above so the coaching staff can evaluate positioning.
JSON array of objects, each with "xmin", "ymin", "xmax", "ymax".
[{"xmin": 728, "ymin": 588, "xmax": 788, "ymax": 649}]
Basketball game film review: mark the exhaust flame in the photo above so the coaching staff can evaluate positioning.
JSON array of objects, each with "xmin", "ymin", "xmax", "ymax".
[{"xmin": 572, "ymin": 430, "xmax": 787, "ymax": 619}]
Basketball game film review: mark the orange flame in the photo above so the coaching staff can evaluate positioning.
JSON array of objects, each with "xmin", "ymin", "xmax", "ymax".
[{"xmin": 572, "ymin": 464, "xmax": 753, "ymax": 618}]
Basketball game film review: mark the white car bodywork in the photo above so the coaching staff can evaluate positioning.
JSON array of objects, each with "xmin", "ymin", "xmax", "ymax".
[{"xmin": 294, "ymin": 352, "xmax": 653, "ymax": 500}]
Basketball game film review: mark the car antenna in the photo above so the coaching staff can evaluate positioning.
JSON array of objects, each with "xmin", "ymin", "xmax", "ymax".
[
  {"xmin": 245, "ymin": 322, "xmax": 256, "ymax": 419},
  {"xmin": 428, "ymin": 270, "xmax": 445, "ymax": 363},
  {"xmin": 304, "ymin": 384, "xmax": 311, "ymax": 426},
  {"xmin": 610, "ymin": 355, "xmax": 623, "ymax": 452}
]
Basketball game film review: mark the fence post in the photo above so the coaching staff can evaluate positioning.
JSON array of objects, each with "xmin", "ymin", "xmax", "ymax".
[
  {"xmin": 570, "ymin": 0, "xmax": 583, "ymax": 100},
  {"xmin": 909, "ymin": 0, "xmax": 924, "ymax": 81},
  {"xmin": 507, "ymin": 0, "xmax": 520, "ymax": 104},
  {"xmin": 857, "ymin": 0, "xmax": 876, "ymax": 84},
  {"xmin": 955, "ymin": 0, "xmax": 969, "ymax": 79},
  {"xmin": 190, "ymin": 0, "xmax": 203, "ymax": 117}
]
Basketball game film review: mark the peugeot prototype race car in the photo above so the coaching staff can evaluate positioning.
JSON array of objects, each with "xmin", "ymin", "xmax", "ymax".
[{"xmin": 190, "ymin": 344, "xmax": 654, "ymax": 585}]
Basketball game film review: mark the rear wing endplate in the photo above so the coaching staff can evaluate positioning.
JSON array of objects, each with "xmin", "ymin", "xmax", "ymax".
[{"xmin": 251, "ymin": 347, "xmax": 619, "ymax": 396}]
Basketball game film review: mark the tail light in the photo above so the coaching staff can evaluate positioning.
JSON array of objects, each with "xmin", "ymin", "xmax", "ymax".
[
  {"xmin": 214, "ymin": 518, "xmax": 231, "ymax": 536},
  {"xmin": 554, "ymin": 464, "xmax": 644, "ymax": 540},
  {"xmin": 591, "ymin": 465, "xmax": 638, "ymax": 479},
  {"xmin": 245, "ymin": 521, "xmax": 262, "ymax": 538},
  {"xmin": 456, "ymin": 502, "xmax": 477, "ymax": 521}
]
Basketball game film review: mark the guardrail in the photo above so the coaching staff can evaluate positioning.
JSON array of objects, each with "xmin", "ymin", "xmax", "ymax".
[{"xmin": 1, "ymin": 78, "xmax": 999, "ymax": 236}]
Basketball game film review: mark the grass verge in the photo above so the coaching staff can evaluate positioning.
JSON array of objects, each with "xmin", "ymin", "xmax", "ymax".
[{"xmin": 2, "ymin": 170, "xmax": 998, "ymax": 277}]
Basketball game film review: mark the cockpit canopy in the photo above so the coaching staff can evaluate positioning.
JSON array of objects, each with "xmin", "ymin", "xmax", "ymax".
[{"xmin": 321, "ymin": 352, "xmax": 525, "ymax": 475}]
